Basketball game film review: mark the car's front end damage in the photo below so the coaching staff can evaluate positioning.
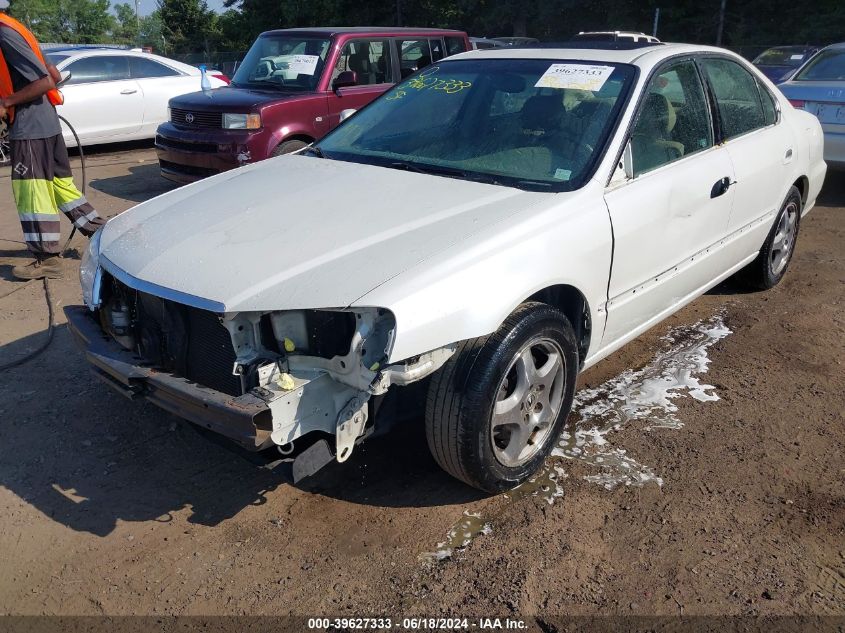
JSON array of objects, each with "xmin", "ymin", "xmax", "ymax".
[
  {"xmin": 64, "ymin": 152, "xmax": 568, "ymax": 484},
  {"xmin": 66, "ymin": 264, "xmax": 454, "ymax": 478}
]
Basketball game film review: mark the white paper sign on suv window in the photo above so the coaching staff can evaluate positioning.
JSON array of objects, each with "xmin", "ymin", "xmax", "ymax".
[
  {"xmin": 789, "ymin": 54, "xmax": 804, "ymax": 60},
  {"xmin": 287, "ymin": 54, "xmax": 320, "ymax": 75},
  {"xmin": 535, "ymin": 64, "xmax": 615, "ymax": 91}
]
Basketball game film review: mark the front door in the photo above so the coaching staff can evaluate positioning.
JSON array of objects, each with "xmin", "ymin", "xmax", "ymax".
[
  {"xmin": 325, "ymin": 39, "xmax": 395, "ymax": 129},
  {"xmin": 58, "ymin": 55, "xmax": 143, "ymax": 143},
  {"xmin": 602, "ymin": 58, "xmax": 735, "ymax": 346}
]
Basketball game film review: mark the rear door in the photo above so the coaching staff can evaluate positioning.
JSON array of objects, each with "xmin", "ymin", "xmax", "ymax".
[
  {"xmin": 602, "ymin": 58, "xmax": 735, "ymax": 346},
  {"xmin": 698, "ymin": 56, "xmax": 795, "ymax": 233},
  {"xmin": 128, "ymin": 56, "xmax": 191, "ymax": 137},
  {"xmin": 58, "ymin": 55, "xmax": 143, "ymax": 142},
  {"xmin": 325, "ymin": 38, "xmax": 395, "ymax": 128}
]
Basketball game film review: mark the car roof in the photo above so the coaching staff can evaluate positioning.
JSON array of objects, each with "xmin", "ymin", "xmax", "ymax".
[
  {"xmin": 261, "ymin": 26, "xmax": 466, "ymax": 37},
  {"xmin": 448, "ymin": 42, "xmax": 738, "ymax": 68},
  {"xmin": 45, "ymin": 48, "xmax": 198, "ymax": 73},
  {"xmin": 762, "ymin": 45, "xmax": 817, "ymax": 51},
  {"xmin": 48, "ymin": 48, "xmax": 160, "ymax": 58},
  {"xmin": 579, "ymin": 31, "xmax": 650, "ymax": 35}
]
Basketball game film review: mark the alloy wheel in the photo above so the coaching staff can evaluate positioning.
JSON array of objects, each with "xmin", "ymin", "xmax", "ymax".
[{"xmin": 491, "ymin": 337, "xmax": 566, "ymax": 467}]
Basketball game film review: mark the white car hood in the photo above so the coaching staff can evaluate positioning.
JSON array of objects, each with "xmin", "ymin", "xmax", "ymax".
[{"xmin": 100, "ymin": 155, "xmax": 546, "ymax": 312}]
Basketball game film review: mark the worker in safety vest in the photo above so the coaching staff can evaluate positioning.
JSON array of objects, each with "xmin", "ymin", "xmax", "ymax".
[{"xmin": 0, "ymin": 0, "xmax": 103, "ymax": 280}]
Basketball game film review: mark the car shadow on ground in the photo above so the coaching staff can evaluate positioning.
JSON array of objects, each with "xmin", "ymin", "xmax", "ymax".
[
  {"xmin": 89, "ymin": 163, "xmax": 178, "ymax": 203},
  {"xmin": 0, "ymin": 325, "xmax": 482, "ymax": 537}
]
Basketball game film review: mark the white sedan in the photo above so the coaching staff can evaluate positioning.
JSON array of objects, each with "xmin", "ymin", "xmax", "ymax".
[
  {"xmin": 45, "ymin": 48, "xmax": 226, "ymax": 147},
  {"xmin": 66, "ymin": 43, "xmax": 826, "ymax": 492}
]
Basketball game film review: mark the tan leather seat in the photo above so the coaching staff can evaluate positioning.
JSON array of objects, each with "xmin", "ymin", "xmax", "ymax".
[{"xmin": 631, "ymin": 93, "xmax": 685, "ymax": 175}]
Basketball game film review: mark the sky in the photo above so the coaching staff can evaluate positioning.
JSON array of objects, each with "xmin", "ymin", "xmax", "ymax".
[{"xmin": 137, "ymin": 0, "xmax": 228, "ymax": 16}]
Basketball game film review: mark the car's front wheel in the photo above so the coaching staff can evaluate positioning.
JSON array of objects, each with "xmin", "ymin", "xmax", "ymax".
[
  {"xmin": 425, "ymin": 302, "xmax": 578, "ymax": 492},
  {"xmin": 270, "ymin": 139, "xmax": 308, "ymax": 156}
]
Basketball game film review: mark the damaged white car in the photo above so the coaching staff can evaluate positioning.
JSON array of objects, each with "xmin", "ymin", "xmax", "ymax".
[{"xmin": 66, "ymin": 43, "xmax": 826, "ymax": 492}]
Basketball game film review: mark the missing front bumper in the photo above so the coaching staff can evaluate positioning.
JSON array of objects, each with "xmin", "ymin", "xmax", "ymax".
[{"xmin": 64, "ymin": 305, "xmax": 274, "ymax": 451}]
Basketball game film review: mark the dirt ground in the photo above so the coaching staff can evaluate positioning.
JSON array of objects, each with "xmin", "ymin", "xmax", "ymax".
[{"xmin": 0, "ymin": 144, "xmax": 843, "ymax": 627}]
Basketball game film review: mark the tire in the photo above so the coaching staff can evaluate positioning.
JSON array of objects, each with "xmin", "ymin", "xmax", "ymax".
[
  {"xmin": 270, "ymin": 139, "xmax": 308, "ymax": 157},
  {"xmin": 0, "ymin": 118, "xmax": 10, "ymax": 166},
  {"xmin": 739, "ymin": 185, "xmax": 802, "ymax": 290},
  {"xmin": 425, "ymin": 301, "xmax": 579, "ymax": 493}
]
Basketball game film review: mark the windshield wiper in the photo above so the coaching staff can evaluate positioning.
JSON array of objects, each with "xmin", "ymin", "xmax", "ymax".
[
  {"xmin": 388, "ymin": 161, "xmax": 468, "ymax": 178},
  {"xmin": 388, "ymin": 161, "xmax": 509, "ymax": 187},
  {"xmin": 303, "ymin": 145, "xmax": 325, "ymax": 158}
]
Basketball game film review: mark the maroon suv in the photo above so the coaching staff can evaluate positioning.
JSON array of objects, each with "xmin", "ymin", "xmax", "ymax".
[{"xmin": 155, "ymin": 27, "xmax": 470, "ymax": 183}]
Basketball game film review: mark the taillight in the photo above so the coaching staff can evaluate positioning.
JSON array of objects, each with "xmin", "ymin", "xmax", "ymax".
[
  {"xmin": 788, "ymin": 99, "xmax": 806, "ymax": 109},
  {"xmin": 211, "ymin": 72, "xmax": 231, "ymax": 84}
]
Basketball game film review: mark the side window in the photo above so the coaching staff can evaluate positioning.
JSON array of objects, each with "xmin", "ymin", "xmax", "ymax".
[
  {"xmin": 630, "ymin": 60, "xmax": 713, "ymax": 177},
  {"xmin": 757, "ymin": 79, "xmax": 778, "ymax": 126},
  {"xmin": 700, "ymin": 58, "xmax": 767, "ymax": 140},
  {"xmin": 129, "ymin": 57, "xmax": 180, "ymax": 79},
  {"xmin": 66, "ymin": 56, "xmax": 130, "ymax": 84},
  {"xmin": 430, "ymin": 39, "xmax": 444, "ymax": 62},
  {"xmin": 397, "ymin": 39, "xmax": 432, "ymax": 78},
  {"xmin": 331, "ymin": 40, "xmax": 392, "ymax": 86},
  {"xmin": 445, "ymin": 36, "xmax": 466, "ymax": 56}
]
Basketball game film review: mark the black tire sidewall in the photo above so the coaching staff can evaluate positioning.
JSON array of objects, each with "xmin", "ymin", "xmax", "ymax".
[
  {"xmin": 457, "ymin": 304, "xmax": 578, "ymax": 492},
  {"xmin": 271, "ymin": 139, "xmax": 308, "ymax": 156},
  {"xmin": 757, "ymin": 186, "xmax": 802, "ymax": 288}
]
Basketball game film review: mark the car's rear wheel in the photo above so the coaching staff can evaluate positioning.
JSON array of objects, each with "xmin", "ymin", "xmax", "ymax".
[
  {"xmin": 0, "ymin": 118, "xmax": 10, "ymax": 166},
  {"xmin": 739, "ymin": 185, "xmax": 801, "ymax": 290},
  {"xmin": 270, "ymin": 139, "xmax": 308, "ymax": 156},
  {"xmin": 425, "ymin": 302, "xmax": 578, "ymax": 492}
]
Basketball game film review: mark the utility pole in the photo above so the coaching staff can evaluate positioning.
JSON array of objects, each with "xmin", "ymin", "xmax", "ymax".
[
  {"xmin": 135, "ymin": 0, "xmax": 141, "ymax": 46},
  {"xmin": 716, "ymin": 0, "xmax": 727, "ymax": 46},
  {"xmin": 652, "ymin": 7, "xmax": 660, "ymax": 38}
]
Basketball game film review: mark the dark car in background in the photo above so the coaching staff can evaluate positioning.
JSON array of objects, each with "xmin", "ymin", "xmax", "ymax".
[
  {"xmin": 752, "ymin": 45, "xmax": 819, "ymax": 83},
  {"xmin": 155, "ymin": 27, "xmax": 470, "ymax": 183}
]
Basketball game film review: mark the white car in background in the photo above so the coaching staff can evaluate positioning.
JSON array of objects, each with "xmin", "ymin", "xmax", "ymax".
[
  {"xmin": 67, "ymin": 43, "xmax": 826, "ymax": 492},
  {"xmin": 45, "ymin": 48, "xmax": 226, "ymax": 147}
]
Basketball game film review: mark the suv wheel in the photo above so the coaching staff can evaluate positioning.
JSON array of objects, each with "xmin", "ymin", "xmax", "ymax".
[
  {"xmin": 270, "ymin": 139, "xmax": 308, "ymax": 156},
  {"xmin": 425, "ymin": 302, "xmax": 578, "ymax": 492}
]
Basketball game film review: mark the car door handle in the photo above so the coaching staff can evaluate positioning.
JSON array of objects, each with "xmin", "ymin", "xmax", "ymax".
[
  {"xmin": 710, "ymin": 176, "xmax": 734, "ymax": 198},
  {"xmin": 120, "ymin": 89, "xmax": 137, "ymax": 95}
]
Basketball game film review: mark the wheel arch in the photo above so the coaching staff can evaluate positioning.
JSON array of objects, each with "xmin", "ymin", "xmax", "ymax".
[
  {"xmin": 526, "ymin": 284, "xmax": 592, "ymax": 367},
  {"xmin": 279, "ymin": 133, "xmax": 315, "ymax": 145},
  {"xmin": 792, "ymin": 175, "xmax": 809, "ymax": 206}
]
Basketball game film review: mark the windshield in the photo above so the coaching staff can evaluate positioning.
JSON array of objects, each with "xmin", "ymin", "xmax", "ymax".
[
  {"xmin": 231, "ymin": 34, "xmax": 331, "ymax": 91},
  {"xmin": 794, "ymin": 49, "xmax": 845, "ymax": 81},
  {"xmin": 754, "ymin": 47, "xmax": 810, "ymax": 67},
  {"xmin": 316, "ymin": 59, "xmax": 635, "ymax": 191}
]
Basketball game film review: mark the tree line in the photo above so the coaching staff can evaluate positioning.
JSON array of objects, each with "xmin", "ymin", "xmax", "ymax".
[{"xmin": 9, "ymin": 0, "xmax": 845, "ymax": 55}]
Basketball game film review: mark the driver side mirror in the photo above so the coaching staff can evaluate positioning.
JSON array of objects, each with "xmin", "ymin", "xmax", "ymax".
[
  {"xmin": 333, "ymin": 70, "xmax": 358, "ymax": 91},
  {"xmin": 58, "ymin": 70, "xmax": 72, "ymax": 86}
]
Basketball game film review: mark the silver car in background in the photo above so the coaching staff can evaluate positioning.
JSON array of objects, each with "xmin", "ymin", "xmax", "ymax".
[{"xmin": 778, "ymin": 42, "xmax": 845, "ymax": 170}]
